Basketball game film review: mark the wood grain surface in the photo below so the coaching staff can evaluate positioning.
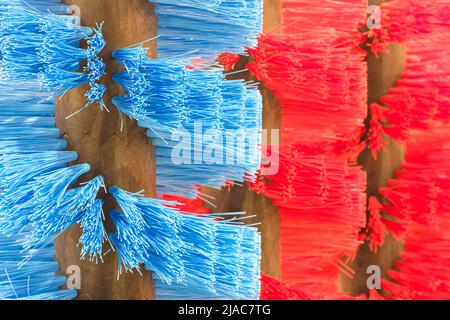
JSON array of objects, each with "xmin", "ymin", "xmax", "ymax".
[{"xmin": 55, "ymin": 0, "xmax": 157, "ymax": 300}]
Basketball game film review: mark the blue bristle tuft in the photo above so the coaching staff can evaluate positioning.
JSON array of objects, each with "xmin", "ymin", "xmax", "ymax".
[
  {"xmin": 150, "ymin": 0, "xmax": 263, "ymax": 60},
  {"xmin": 110, "ymin": 186, "xmax": 261, "ymax": 300},
  {"xmin": 79, "ymin": 199, "xmax": 109, "ymax": 263},
  {"xmin": 113, "ymin": 46, "xmax": 262, "ymax": 198},
  {"xmin": 0, "ymin": 2, "xmax": 106, "ymax": 111}
]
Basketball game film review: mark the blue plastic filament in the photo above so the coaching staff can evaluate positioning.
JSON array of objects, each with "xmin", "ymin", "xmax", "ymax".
[
  {"xmin": 112, "ymin": 46, "xmax": 262, "ymax": 198},
  {"xmin": 151, "ymin": 0, "xmax": 264, "ymax": 60},
  {"xmin": 0, "ymin": 1, "xmax": 106, "ymax": 110},
  {"xmin": 110, "ymin": 186, "xmax": 261, "ymax": 300},
  {"xmin": 0, "ymin": 76, "xmax": 106, "ymax": 299},
  {"xmin": 0, "ymin": 233, "xmax": 77, "ymax": 300}
]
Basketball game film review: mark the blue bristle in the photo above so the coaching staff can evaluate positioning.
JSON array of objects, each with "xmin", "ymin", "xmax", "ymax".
[
  {"xmin": 0, "ymin": 77, "xmax": 104, "ymax": 299},
  {"xmin": 0, "ymin": 117, "xmax": 55, "ymax": 128},
  {"xmin": 113, "ymin": 46, "xmax": 262, "ymax": 198},
  {"xmin": 3, "ymin": 0, "xmax": 69, "ymax": 14},
  {"xmin": 22, "ymin": 170, "xmax": 104, "ymax": 252},
  {"xmin": 0, "ymin": 151, "xmax": 78, "ymax": 192},
  {"xmin": 110, "ymin": 186, "xmax": 261, "ymax": 300},
  {"xmin": 0, "ymin": 2, "xmax": 106, "ymax": 110},
  {"xmin": 79, "ymin": 199, "xmax": 109, "ymax": 263},
  {"xmin": 0, "ymin": 233, "xmax": 77, "ymax": 300},
  {"xmin": 151, "ymin": 0, "xmax": 263, "ymax": 59}
]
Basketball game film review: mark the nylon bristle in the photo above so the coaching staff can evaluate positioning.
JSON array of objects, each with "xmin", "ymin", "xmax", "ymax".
[
  {"xmin": 381, "ymin": 0, "xmax": 450, "ymax": 43},
  {"xmin": 246, "ymin": 1, "xmax": 368, "ymax": 298},
  {"xmin": 260, "ymin": 274, "xmax": 311, "ymax": 300},
  {"xmin": 110, "ymin": 186, "xmax": 261, "ymax": 300},
  {"xmin": 0, "ymin": 233, "xmax": 77, "ymax": 300},
  {"xmin": 0, "ymin": 72, "xmax": 105, "ymax": 299},
  {"xmin": 113, "ymin": 46, "xmax": 262, "ymax": 198},
  {"xmin": 0, "ymin": 1, "xmax": 106, "ymax": 111},
  {"xmin": 379, "ymin": 33, "xmax": 450, "ymax": 142},
  {"xmin": 150, "ymin": 0, "xmax": 263, "ymax": 60}
]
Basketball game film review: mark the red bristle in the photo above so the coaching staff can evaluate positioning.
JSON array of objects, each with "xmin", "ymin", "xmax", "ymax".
[
  {"xmin": 260, "ymin": 145, "xmax": 366, "ymax": 296},
  {"xmin": 260, "ymin": 274, "xmax": 311, "ymax": 300},
  {"xmin": 379, "ymin": 33, "xmax": 450, "ymax": 141},
  {"xmin": 365, "ymin": 196, "xmax": 388, "ymax": 253},
  {"xmin": 245, "ymin": 1, "xmax": 369, "ymax": 298},
  {"xmin": 282, "ymin": 0, "xmax": 368, "ymax": 35},
  {"xmin": 159, "ymin": 194, "xmax": 211, "ymax": 214},
  {"xmin": 217, "ymin": 53, "xmax": 240, "ymax": 71},
  {"xmin": 381, "ymin": 0, "xmax": 450, "ymax": 43},
  {"xmin": 246, "ymin": 171, "xmax": 267, "ymax": 195},
  {"xmin": 366, "ymin": 103, "xmax": 388, "ymax": 160},
  {"xmin": 381, "ymin": 128, "xmax": 450, "ymax": 229},
  {"xmin": 247, "ymin": 32, "xmax": 367, "ymax": 153},
  {"xmin": 380, "ymin": 127, "xmax": 450, "ymax": 299}
]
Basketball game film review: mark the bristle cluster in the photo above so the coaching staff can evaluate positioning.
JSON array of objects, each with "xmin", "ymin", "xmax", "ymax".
[
  {"xmin": 0, "ymin": 233, "xmax": 77, "ymax": 300},
  {"xmin": 260, "ymin": 274, "xmax": 311, "ymax": 300},
  {"xmin": 0, "ymin": 74, "xmax": 107, "ymax": 299},
  {"xmin": 377, "ymin": 34, "xmax": 450, "ymax": 142},
  {"xmin": 247, "ymin": 1, "xmax": 368, "ymax": 298},
  {"xmin": 282, "ymin": 0, "xmax": 367, "ymax": 35},
  {"xmin": 381, "ymin": 0, "xmax": 450, "ymax": 43},
  {"xmin": 150, "ymin": 0, "xmax": 263, "ymax": 59},
  {"xmin": 370, "ymin": 2, "xmax": 450, "ymax": 298},
  {"xmin": 113, "ymin": 46, "xmax": 262, "ymax": 198},
  {"xmin": 264, "ymin": 145, "xmax": 366, "ymax": 294},
  {"xmin": 109, "ymin": 186, "xmax": 261, "ymax": 300},
  {"xmin": 247, "ymin": 32, "xmax": 367, "ymax": 155},
  {"xmin": 0, "ymin": 1, "xmax": 106, "ymax": 110},
  {"xmin": 380, "ymin": 128, "xmax": 450, "ymax": 299}
]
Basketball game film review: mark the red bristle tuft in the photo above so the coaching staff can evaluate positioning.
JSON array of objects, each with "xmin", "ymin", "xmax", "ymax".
[
  {"xmin": 248, "ymin": 32, "xmax": 367, "ymax": 154},
  {"xmin": 380, "ymin": 33, "xmax": 450, "ymax": 141},
  {"xmin": 160, "ymin": 194, "xmax": 211, "ymax": 214},
  {"xmin": 380, "ymin": 127, "xmax": 450, "ymax": 299},
  {"xmin": 365, "ymin": 196, "xmax": 388, "ymax": 253},
  {"xmin": 282, "ymin": 0, "xmax": 368, "ymax": 35},
  {"xmin": 381, "ymin": 0, "xmax": 450, "ymax": 43},
  {"xmin": 366, "ymin": 103, "xmax": 387, "ymax": 160},
  {"xmin": 217, "ymin": 53, "xmax": 240, "ymax": 71}
]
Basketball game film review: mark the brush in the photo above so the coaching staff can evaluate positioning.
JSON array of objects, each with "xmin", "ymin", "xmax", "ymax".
[
  {"xmin": 245, "ymin": 1, "xmax": 369, "ymax": 298},
  {"xmin": 112, "ymin": 46, "xmax": 262, "ymax": 199},
  {"xmin": 109, "ymin": 186, "xmax": 261, "ymax": 300},
  {"xmin": 149, "ymin": 0, "xmax": 263, "ymax": 60}
]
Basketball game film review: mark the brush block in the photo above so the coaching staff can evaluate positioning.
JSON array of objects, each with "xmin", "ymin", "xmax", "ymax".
[{"xmin": 55, "ymin": 0, "xmax": 156, "ymax": 300}]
